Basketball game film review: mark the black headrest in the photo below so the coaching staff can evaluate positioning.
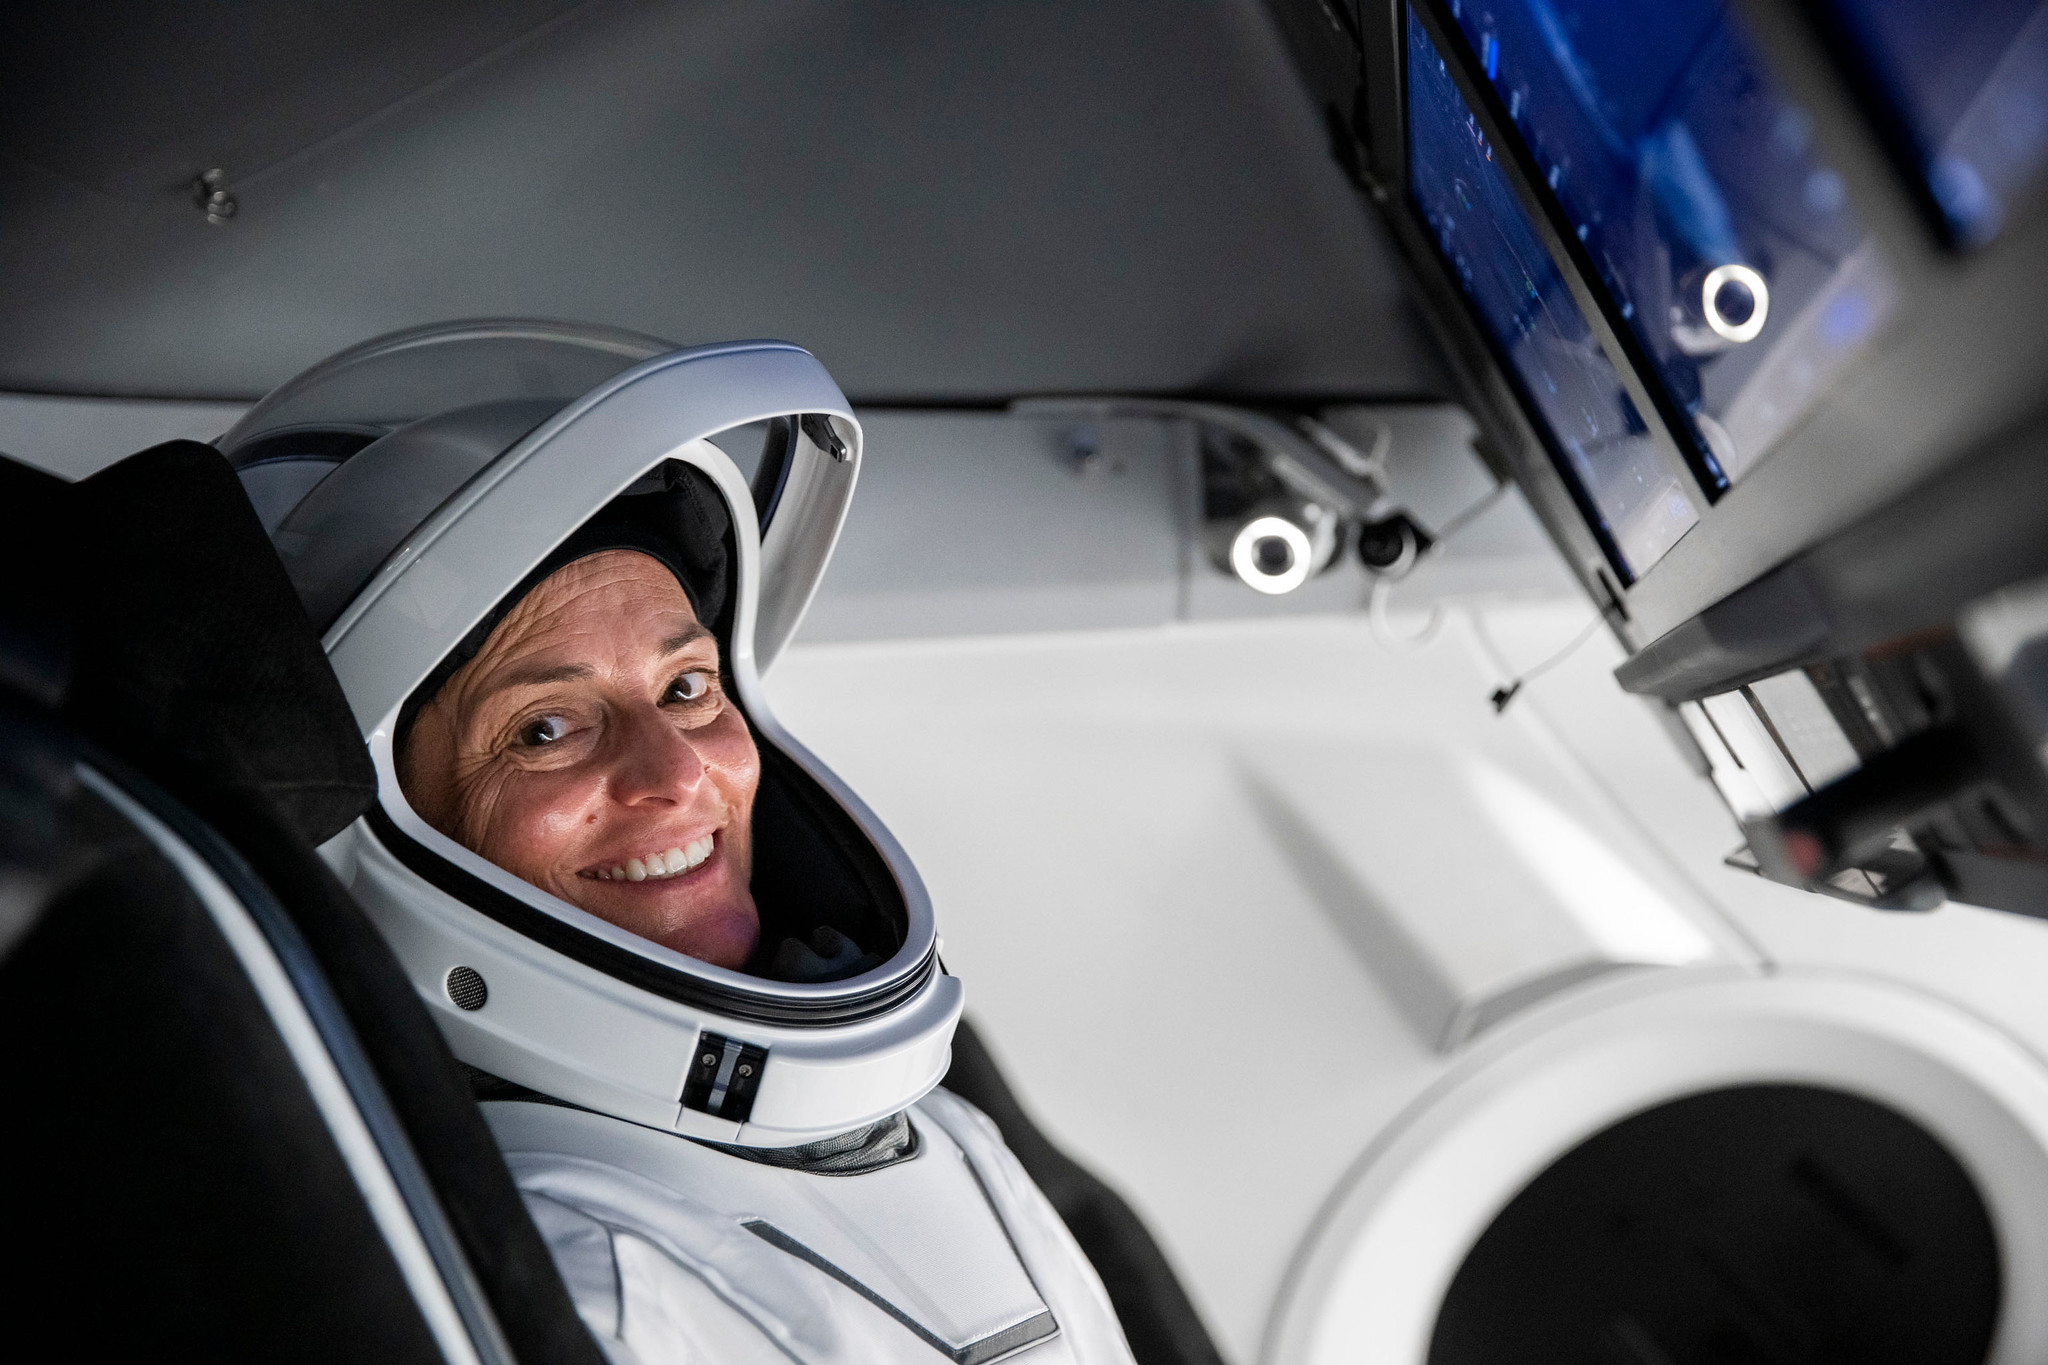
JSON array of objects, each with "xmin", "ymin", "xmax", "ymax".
[
  {"xmin": 0, "ymin": 455, "xmax": 74, "ymax": 709},
  {"xmin": 59, "ymin": 441, "xmax": 375, "ymax": 844}
]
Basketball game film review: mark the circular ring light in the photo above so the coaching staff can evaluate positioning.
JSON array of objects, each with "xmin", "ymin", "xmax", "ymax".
[
  {"xmin": 1702, "ymin": 263, "xmax": 1770, "ymax": 344},
  {"xmin": 1231, "ymin": 515, "xmax": 1315, "ymax": 595}
]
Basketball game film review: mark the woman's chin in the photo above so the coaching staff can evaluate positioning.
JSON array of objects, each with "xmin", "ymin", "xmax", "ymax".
[
  {"xmin": 560, "ymin": 881, "xmax": 757, "ymax": 970},
  {"xmin": 657, "ymin": 900, "xmax": 760, "ymax": 970}
]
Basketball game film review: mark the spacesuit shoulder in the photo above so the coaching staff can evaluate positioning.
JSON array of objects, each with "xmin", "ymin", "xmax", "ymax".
[{"xmin": 914, "ymin": 1088, "xmax": 1136, "ymax": 1365}]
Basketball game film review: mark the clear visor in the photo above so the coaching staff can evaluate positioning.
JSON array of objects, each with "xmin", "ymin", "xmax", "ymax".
[{"xmin": 219, "ymin": 319, "xmax": 675, "ymax": 445}]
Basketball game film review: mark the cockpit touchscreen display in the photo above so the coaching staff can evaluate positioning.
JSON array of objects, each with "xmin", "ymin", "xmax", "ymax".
[
  {"xmin": 1407, "ymin": 6, "xmax": 1698, "ymax": 580},
  {"xmin": 1440, "ymin": 0, "xmax": 1896, "ymax": 486},
  {"xmin": 1820, "ymin": 0, "xmax": 2048, "ymax": 249}
]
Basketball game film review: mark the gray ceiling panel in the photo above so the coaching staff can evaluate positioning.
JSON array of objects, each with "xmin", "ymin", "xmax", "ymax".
[{"xmin": 0, "ymin": 1, "xmax": 1445, "ymax": 402}]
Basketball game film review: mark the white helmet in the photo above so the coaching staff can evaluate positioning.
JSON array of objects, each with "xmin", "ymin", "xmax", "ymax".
[{"xmin": 225, "ymin": 320, "xmax": 960, "ymax": 1148}]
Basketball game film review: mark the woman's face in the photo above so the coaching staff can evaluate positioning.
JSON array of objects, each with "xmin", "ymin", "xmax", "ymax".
[{"xmin": 400, "ymin": 550, "xmax": 761, "ymax": 969}]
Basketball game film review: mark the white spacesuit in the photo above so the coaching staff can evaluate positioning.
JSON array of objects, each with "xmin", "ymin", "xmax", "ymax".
[{"xmin": 225, "ymin": 322, "xmax": 1134, "ymax": 1365}]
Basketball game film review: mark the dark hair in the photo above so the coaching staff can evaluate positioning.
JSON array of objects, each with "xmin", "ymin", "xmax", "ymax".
[{"xmin": 393, "ymin": 461, "xmax": 732, "ymax": 750}]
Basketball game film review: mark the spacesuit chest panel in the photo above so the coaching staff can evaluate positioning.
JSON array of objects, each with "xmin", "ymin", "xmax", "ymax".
[{"xmin": 486, "ymin": 1097, "xmax": 1059, "ymax": 1364}]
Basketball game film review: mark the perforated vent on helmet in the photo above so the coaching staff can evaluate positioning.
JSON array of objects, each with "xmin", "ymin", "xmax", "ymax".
[{"xmin": 444, "ymin": 965, "xmax": 489, "ymax": 1012}]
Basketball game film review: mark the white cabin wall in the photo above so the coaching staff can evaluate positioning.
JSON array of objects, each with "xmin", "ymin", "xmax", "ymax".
[
  {"xmin": 766, "ymin": 407, "xmax": 2048, "ymax": 1362},
  {"xmin": 757, "ymin": 411, "xmax": 1719, "ymax": 1361},
  {"xmin": 766, "ymin": 603, "xmax": 1732, "ymax": 1362}
]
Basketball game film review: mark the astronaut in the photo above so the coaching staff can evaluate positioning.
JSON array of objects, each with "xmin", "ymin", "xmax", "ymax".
[{"xmin": 225, "ymin": 321, "xmax": 1134, "ymax": 1365}]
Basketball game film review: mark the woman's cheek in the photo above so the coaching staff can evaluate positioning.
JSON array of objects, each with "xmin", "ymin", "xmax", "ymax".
[
  {"xmin": 704, "ymin": 712, "xmax": 763, "ymax": 801},
  {"xmin": 472, "ymin": 766, "xmax": 600, "ymax": 882}
]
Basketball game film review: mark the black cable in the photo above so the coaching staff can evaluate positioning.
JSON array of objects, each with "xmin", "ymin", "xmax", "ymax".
[
  {"xmin": 1367, "ymin": 481, "xmax": 1513, "ymax": 650},
  {"xmin": 1490, "ymin": 612, "xmax": 1606, "ymax": 713}
]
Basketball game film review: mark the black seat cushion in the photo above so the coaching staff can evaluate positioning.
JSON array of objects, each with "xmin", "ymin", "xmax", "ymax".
[
  {"xmin": 40, "ymin": 442, "xmax": 606, "ymax": 1365},
  {"xmin": 0, "ymin": 704, "xmax": 447, "ymax": 1362}
]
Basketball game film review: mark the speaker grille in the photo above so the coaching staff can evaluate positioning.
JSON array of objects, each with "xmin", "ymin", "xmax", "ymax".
[{"xmin": 444, "ymin": 965, "xmax": 488, "ymax": 1012}]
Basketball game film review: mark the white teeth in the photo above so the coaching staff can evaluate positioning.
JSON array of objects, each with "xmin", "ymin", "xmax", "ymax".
[
  {"xmin": 593, "ymin": 836, "xmax": 717, "ymax": 883},
  {"xmin": 641, "ymin": 838, "xmax": 714, "ymax": 878}
]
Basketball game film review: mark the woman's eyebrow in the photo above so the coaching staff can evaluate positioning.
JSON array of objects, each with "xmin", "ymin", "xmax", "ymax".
[
  {"xmin": 660, "ymin": 624, "xmax": 713, "ymax": 655},
  {"xmin": 477, "ymin": 626, "xmax": 709, "ymax": 703},
  {"xmin": 486, "ymin": 662, "xmax": 594, "ymax": 698}
]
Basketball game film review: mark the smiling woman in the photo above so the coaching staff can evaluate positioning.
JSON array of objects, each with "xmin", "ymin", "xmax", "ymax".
[
  {"xmin": 222, "ymin": 324, "xmax": 962, "ymax": 1114},
  {"xmin": 198, "ymin": 326, "xmax": 1146, "ymax": 1365},
  {"xmin": 399, "ymin": 549, "xmax": 764, "ymax": 971}
]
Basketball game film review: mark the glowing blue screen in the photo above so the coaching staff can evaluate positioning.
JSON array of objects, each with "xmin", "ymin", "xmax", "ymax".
[
  {"xmin": 1407, "ymin": 7, "xmax": 1698, "ymax": 579},
  {"xmin": 1439, "ymin": 0, "xmax": 1895, "ymax": 486}
]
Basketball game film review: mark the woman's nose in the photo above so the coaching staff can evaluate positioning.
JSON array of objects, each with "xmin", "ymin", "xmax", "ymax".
[{"xmin": 606, "ymin": 706, "xmax": 708, "ymax": 805}]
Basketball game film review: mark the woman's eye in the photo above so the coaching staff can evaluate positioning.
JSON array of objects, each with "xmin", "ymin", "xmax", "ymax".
[
  {"xmin": 666, "ymin": 671, "xmax": 712, "ymax": 704},
  {"xmin": 517, "ymin": 715, "xmax": 571, "ymax": 746}
]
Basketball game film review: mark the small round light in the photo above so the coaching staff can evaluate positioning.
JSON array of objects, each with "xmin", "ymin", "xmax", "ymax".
[
  {"xmin": 1230, "ymin": 515, "xmax": 1315, "ymax": 595},
  {"xmin": 1702, "ymin": 263, "xmax": 1769, "ymax": 344}
]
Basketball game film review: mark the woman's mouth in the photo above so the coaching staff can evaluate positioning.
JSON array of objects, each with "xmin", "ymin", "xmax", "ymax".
[{"xmin": 579, "ymin": 834, "xmax": 716, "ymax": 883}]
